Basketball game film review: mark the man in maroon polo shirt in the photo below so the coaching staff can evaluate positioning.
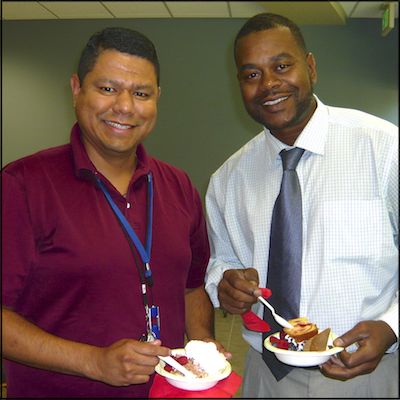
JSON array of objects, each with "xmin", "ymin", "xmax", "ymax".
[{"xmin": 2, "ymin": 27, "xmax": 228, "ymax": 398}]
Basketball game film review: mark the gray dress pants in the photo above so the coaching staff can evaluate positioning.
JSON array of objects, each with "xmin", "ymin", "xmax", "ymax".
[{"xmin": 243, "ymin": 346, "xmax": 399, "ymax": 398}]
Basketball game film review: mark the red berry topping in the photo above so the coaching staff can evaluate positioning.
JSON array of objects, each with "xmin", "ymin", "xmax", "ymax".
[
  {"xmin": 164, "ymin": 364, "xmax": 173, "ymax": 372},
  {"xmin": 270, "ymin": 336, "xmax": 290, "ymax": 349},
  {"xmin": 176, "ymin": 356, "xmax": 188, "ymax": 365}
]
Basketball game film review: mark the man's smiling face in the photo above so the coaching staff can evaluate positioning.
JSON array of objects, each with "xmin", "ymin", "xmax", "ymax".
[
  {"xmin": 235, "ymin": 27, "xmax": 317, "ymax": 142},
  {"xmin": 70, "ymin": 49, "xmax": 160, "ymax": 161}
]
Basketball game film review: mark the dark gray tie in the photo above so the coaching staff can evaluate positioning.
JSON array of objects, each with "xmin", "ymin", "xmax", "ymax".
[{"xmin": 262, "ymin": 147, "xmax": 305, "ymax": 380}]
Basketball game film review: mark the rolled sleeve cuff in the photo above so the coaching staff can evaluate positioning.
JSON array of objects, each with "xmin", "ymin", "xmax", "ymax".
[
  {"xmin": 205, "ymin": 261, "xmax": 232, "ymax": 308},
  {"xmin": 378, "ymin": 300, "xmax": 399, "ymax": 353}
]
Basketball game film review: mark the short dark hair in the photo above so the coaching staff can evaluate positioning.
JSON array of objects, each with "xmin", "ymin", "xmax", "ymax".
[
  {"xmin": 234, "ymin": 13, "xmax": 307, "ymax": 61},
  {"xmin": 77, "ymin": 27, "xmax": 160, "ymax": 85}
]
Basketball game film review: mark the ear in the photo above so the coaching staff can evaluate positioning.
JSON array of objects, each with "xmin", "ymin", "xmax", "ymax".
[
  {"xmin": 157, "ymin": 86, "xmax": 161, "ymax": 100},
  {"xmin": 306, "ymin": 52, "xmax": 318, "ymax": 85},
  {"xmin": 70, "ymin": 74, "xmax": 81, "ymax": 107}
]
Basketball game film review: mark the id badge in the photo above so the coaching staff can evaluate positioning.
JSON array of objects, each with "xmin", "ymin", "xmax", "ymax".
[{"xmin": 146, "ymin": 305, "xmax": 160, "ymax": 340}]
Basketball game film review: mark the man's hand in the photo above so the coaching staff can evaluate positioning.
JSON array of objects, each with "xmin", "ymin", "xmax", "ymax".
[
  {"xmin": 90, "ymin": 338, "xmax": 170, "ymax": 386},
  {"xmin": 2, "ymin": 307, "xmax": 171, "ymax": 387},
  {"xmin": 201, "ymin": 337, "xmax": 232, "ymax": 361},
  {"xmin": 217, "ymin": 268, "xmax": 260, "ymax": 314},
  {"xmin": 320, "ymin": 320, "xmax": 396, "ymax": 380},
  {"xmin": 183, "ymin": 285, "xmax": 232, "ymax": 360}
]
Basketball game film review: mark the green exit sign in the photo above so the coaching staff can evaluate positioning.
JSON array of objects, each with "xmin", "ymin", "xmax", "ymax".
[{"xmin": 382, "ymin": 3, "xmax": 395, "ymax": 36}]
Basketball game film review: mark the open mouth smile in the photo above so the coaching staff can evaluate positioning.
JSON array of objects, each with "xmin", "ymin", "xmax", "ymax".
[
  {"xmin": 105, "ymin": 120, "xmax": 135, "ymax": 130},
  {"xmin": 263, "ymin": 96, "xmax": 289, "ymax": 106}
]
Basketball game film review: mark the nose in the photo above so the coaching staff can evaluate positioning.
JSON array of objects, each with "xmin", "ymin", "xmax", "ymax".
[
  {"xmin": 113, "ymin": 90, "xmax": 135, "ymax": 115},
  {"xmin": 262, "ymin": 72, "xmax": 281, "ymax": 91}
]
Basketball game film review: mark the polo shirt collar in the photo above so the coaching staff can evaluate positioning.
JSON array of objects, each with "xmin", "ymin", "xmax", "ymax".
[
  {"xmin": 263, "ymin": 94, "xmax": 328, "ymax": 167},
  {"xmin": 70, "ymin": 122, "xmax": 151, "ymax": 184}
]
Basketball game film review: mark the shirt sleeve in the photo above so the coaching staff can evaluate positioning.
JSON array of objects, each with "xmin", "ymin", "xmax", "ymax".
[
  {"xmin": 2, "ymin": 167, "xmax": 37, "ymax": 308},
  {"xmin": 378, "ymin": 136, "xmax": 399, "ymax": 353},
  {"xmin": 204, "ymin": 174, "xmax": 244, "ymax": 307},
  {"xmin": 185, "ymin": 183, "xmax": 210, "ymax": 289},
  {"xmin": 385, "ymin": 128, "xmax": 399, "ymax": 250},
  {"xmin": 378, "ymin": 291, "xmax": 399, "ymax": 353}
]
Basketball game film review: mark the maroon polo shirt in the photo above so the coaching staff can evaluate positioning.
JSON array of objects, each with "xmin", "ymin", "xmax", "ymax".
[{"xmin": 2, "ymin": 123, "xmax": 210, "ymax": 398}]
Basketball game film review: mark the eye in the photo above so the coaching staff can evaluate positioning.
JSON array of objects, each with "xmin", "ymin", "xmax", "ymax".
[
  {"xmin": 134, "ymin": 91, "xmax": 148, "ymax": 98},
  {"xmin": 276, "ymin": 64, "xmax": 290, "ymax": 72},
  {"xmin": 240, "ymin": 71, "xmax": 260, "ymax": 81},
  {"xmin": 100, "ymin": 86, "xmax": 115, "ymax": 93},
  {"xmin": 248, "ymin": 72, "xmax": 259, "ymax": 79}
]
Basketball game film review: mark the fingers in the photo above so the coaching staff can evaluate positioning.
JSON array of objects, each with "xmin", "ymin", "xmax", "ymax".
[
  {"xmin": 94, "ymin": 339, "xmax": 171, "ymax": 386},
  {"xmin": 117, "ymin": 359, "xmax": 156, "ymax": 384},
  {"xmin": 222, "ymin": 350, "xmax": 233, "ymax": 360},
  {"xmin": 202, "ymin": 338, "xmax": 232, "ymax": 360},
  {"xmin": 218, "ymin": 268, "xmax": 260, "ymax": 314},
  {"xmin": 243, "ymin": 268, "xmax": 260, "ymax": 286},
  {"xmin": 140, "ymin": 339, "xmax": 171, "ymax": 357},
  {"xmin": 120, "ymin": 340, "xmax": 169, "ymax": 364},
  {"xmin": 321, "ymin": 353, "xmax": 377, "ymax": 380},
  {"xmin": 225, "ymin": 268, "xmax": 259, "ymax": 294},
  {"xmin": 334, "ymin": 320, "xmax": 396, "ymax": 354},
  {"xmin": 320, "ymin": 320, "xmax": 394, "ymax": 381}
]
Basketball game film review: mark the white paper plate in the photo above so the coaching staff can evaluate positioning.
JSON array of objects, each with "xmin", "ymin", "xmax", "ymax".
[
  {"xmin": 155, "ymin": 348, "xmax": 231, "ymax": 391},
  {"xmin": 264, "ymin": 332, "xmax": 344, "ymax": 367}
]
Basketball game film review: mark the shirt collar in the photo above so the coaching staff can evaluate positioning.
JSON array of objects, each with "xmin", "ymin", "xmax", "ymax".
[
  {"xmin": 294, "ymin": 95, "xmax": 328, "ymax": 156},
  {"xmin": 70, "ymin": 122, "xmax": 151, "ymax": 184},
  {"xmin": 263, "ymin": 94, "xmax": 328, "ymax": 166}
]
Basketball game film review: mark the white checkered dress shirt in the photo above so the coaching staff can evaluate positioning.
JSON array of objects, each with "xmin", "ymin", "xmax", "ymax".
[{"xmin": 205, "ymin": 96, "xmax": 398, "ymax": 353}]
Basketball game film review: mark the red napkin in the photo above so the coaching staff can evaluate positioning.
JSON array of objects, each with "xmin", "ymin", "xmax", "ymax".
[
  {"xmin": 241, "ymin": 310, "xmax": 270, "ymax": 332},
  {"xmin": 149, "ymin": 371, "xmax": 242, "ymax": 398},
  {"xmin": 240, "ymin": 287, "xmax": 272, "ymax": 333}
]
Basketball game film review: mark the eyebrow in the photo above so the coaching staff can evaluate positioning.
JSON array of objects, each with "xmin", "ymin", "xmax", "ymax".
[
  {"xmin": 95, "ymin": 79, "xmax": 155, "ymax": 90},
  {"xmin": 239, "ymin": 63, "xmax": 258, "ymax": 72},
  {"xmin": 239, "ymin": 52, "xmax": 295, "ymax": 72}
]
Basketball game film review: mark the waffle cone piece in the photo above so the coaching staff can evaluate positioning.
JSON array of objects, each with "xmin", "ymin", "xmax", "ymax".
[{"xmin": 303, "ymin": 328, "xmax": 331, "ymax": 351}]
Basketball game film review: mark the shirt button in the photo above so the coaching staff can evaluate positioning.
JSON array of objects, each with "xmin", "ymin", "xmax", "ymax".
[{"xmin": 127, "ymin": 202, "xmax": 131, "ymax": 209}]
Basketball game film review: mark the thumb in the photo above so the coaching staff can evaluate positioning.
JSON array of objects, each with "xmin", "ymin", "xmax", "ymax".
[
  {"xmin": 333, "ymin": 330, "xmax": 357, "ymax": 348},
  {"xmin": 333, "ymin": 337, "xmax": 345, "ymax": 348},
  {"xmin": 243, "ymin": 267, "xmax": 259, "ymax": 286}
]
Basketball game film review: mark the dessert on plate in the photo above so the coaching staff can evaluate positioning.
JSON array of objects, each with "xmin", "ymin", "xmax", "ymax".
[
  {"xmin": 163, "ymin": 340, "xmax": 227, "ymax": 378},
  {"xmin": 270, "ymin": 317, "xmax": 332, "ymax": 352}
]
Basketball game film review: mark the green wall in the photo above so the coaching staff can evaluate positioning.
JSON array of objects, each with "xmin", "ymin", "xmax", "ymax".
[{"xmin": 2, "ymin": 18, "xmax": 398, "ymax": 198}]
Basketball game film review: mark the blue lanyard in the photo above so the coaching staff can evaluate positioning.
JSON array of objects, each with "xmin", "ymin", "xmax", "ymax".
[{"xmin": 96, "ymin": 173, "xmax": 153, "ymax": 283}]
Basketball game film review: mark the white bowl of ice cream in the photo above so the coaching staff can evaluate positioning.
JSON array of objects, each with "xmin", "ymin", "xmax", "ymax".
[{"xmin": 155, "ymin": 340, "xmax": 231, "ymax": 391}]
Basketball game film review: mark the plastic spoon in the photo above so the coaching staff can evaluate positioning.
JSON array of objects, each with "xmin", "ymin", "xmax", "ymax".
[
  {"xmin": 158, "ymin": 355, "xmax": 197, "ymax": 379},
  {"xmin": 257, "ymin": 296, "xmax": 294, "ymax": 329}
]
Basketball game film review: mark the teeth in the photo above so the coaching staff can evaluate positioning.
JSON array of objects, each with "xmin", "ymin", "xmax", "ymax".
[
  {"xmin": 263, "ymin": 96, "xmax": 288, "ymax": 106},
  {"xmin": 106, "ymin": 121, "xmax": 133, "ymax": 129}
]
